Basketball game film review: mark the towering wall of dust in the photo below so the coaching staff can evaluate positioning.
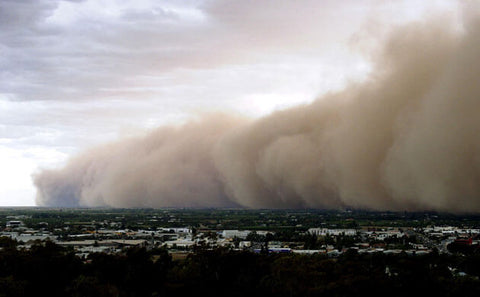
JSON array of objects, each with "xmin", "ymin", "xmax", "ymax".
[
  {"xmin": 34, "ymin": 115, "xmax": 245, "ymax": 208},
  {"xmin": 34, "ymin": 16, "xmax": 480, "ymax": 212}
]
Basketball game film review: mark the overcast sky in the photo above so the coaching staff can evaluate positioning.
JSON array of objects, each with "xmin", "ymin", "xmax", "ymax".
[{"xmin": 0, "ymin": 0, "xmax": 460, "ymax": 206}]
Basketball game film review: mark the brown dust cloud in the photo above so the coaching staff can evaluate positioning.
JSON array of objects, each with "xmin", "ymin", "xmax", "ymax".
[{"xmin": 34, "ymin": 15, "xmax": 480, "ymax": 212}]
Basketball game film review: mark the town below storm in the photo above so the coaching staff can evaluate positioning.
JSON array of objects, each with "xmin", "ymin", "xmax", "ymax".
[{"xmin": 2, "ymin": 208, "xmax": 478, "ymax": 257}]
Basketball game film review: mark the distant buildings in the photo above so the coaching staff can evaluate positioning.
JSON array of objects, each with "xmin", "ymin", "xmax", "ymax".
[{"xmin": 2, "ymin": 215, "xmax": 480, "ymax": 258}]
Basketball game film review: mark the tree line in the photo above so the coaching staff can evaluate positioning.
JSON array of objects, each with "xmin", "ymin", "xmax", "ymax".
[{"xmin": 0, "ymin": 237, "xmax": 480, "ymax": 297}]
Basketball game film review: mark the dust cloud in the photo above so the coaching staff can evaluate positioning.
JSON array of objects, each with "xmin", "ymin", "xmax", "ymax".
[{"xmin": 34, "ymin": 16, "xmax": 480, "ymax": 212}]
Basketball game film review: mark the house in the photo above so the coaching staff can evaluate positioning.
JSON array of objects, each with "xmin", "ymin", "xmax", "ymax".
[{"xmin": 6, "ymin": 221, "xmax": 23, "ymax": 228}]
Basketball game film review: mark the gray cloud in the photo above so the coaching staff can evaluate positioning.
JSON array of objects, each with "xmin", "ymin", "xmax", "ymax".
[
  {"xmin": 34, "ymin": 14, "xmax": 480, "ymax": 212},
  {"xmin": 0, "ymin": 0, "xmax": 390, "ymax": 103},
  {"xmin": 1, "ymin": 1, "xmax": 456, "ymax": 152},
  {"xmin": 0, "ymin": 0, "xmax": 374, "ymax": 158}
]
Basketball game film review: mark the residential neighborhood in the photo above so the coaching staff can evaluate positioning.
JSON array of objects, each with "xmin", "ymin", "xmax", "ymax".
[
  {"xmin": 1, "ymin": 209, "xmax": 479, "ymax": 258},
  {"xmin": 1, "ymin": 209, "xmax": 480, "ymax": 297}
]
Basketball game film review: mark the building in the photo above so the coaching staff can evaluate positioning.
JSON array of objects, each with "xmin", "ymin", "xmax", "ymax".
[
  {"xmin": 221, "ymin": 230, "xmax": 251, "ymax": 239},
  {"xmin": 6, "ymin": 221, "xmax": 23, "ymax": 228},
  {"xmin": 308, "ymin": 228, "xmax": 357, "ymax": 236}
]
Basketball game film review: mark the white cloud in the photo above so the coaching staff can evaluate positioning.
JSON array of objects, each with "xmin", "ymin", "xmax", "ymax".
[{"xmin": 0, "ymin": 145, "xmax": 67, "ymax": 206}]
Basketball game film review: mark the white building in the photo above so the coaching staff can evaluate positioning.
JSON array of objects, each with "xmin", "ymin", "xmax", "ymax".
[
  {"xmin": 6, "ymin": 221, "xmax": 23, "ymax": 228},
  {"xmin": 308, "ymin": 228, "xmax": 357, "ymax": 236},
  {"xmin": 164, "ymin": 239, "xmax": 196, "ymax": 248},
  {"xmin": 221, "ymin": 230, "xmax": 251, "ymax": 239},
  {"xmin": 159, "ymin": 227, "xmax": 192, "ymax": 234}
]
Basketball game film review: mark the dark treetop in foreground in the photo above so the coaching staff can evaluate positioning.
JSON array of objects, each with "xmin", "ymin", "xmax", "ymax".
[{"xmin": 0, "ymin": 239, "xmax": 480, "ymax": 297}]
